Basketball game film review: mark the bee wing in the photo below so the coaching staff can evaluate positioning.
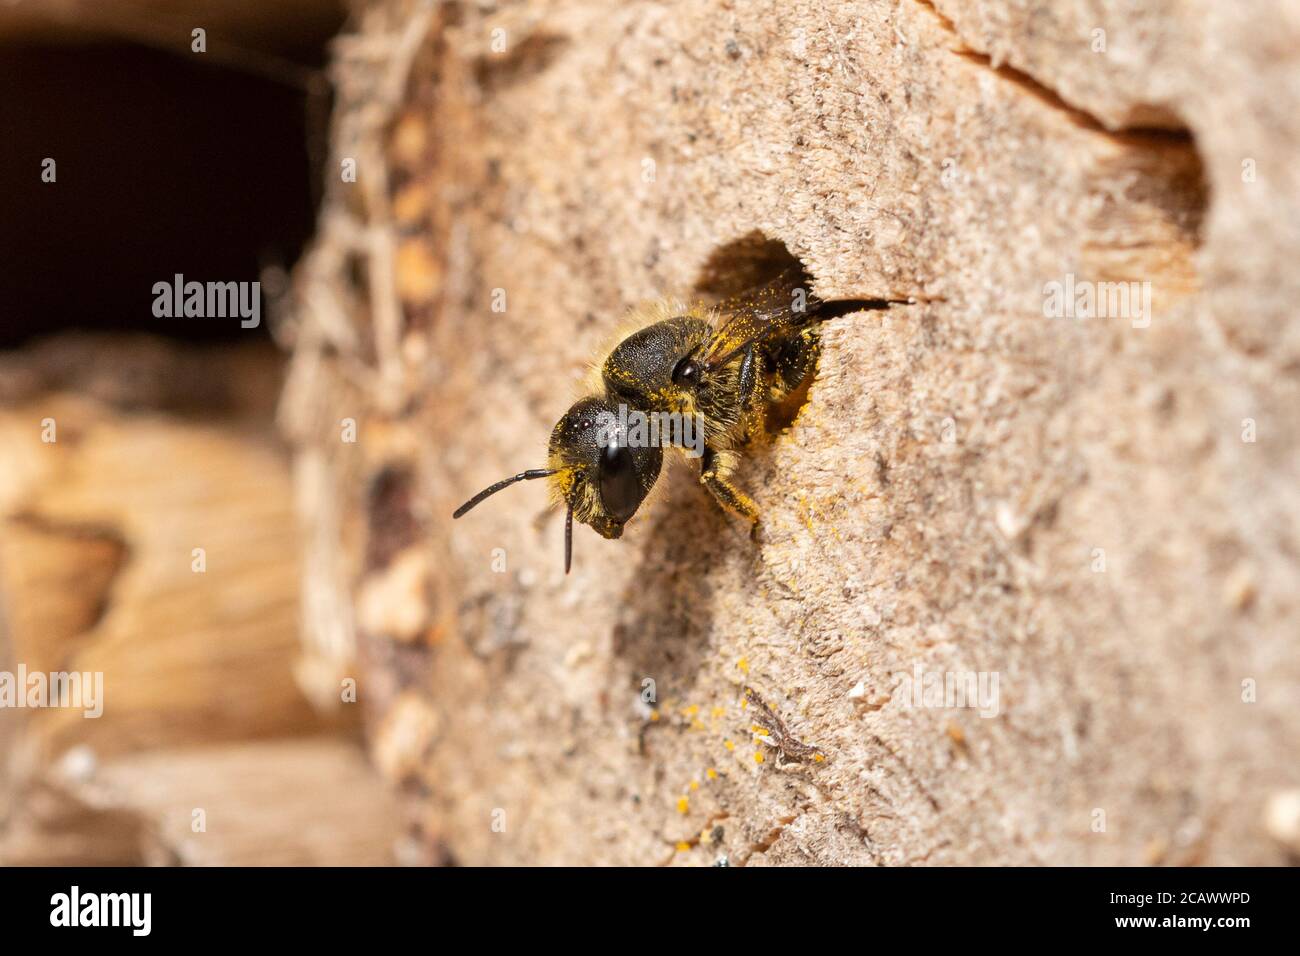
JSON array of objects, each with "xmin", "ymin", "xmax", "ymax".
[{"xmin": 700, "ymin": 267, "xmax": 821, "ymax": 370}]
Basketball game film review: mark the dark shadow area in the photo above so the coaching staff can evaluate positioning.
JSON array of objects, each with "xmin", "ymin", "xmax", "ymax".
[
  {"xmin": 692, "ymin": 230, "xmax": 803, "ymax": 300},
  {"xmin": 0, "ymin": 38, "xmax": 336, "ymax": 348}
]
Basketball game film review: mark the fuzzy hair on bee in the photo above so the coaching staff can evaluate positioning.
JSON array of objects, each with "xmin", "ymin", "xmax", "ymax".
[{"xmin": 452, "ymin": 267, "xmax": 880, "ymax": 573}]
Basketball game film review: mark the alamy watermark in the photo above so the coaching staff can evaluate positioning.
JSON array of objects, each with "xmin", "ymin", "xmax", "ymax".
[
  {"xmin": 152, "ymin": 273, "xmax": 260, "ymax": 328},
  {"xmin": 0, "ymin": 665, "xmax": 103, "ymax": 718},
  {"xmin": 1043, "ymin": 273, "xmax": 1152, "ymax": 328},
  {"xmin": 50, "ymin": 886, "xmax": 150, "ymax": 936},
  {"xmin": 595, "ymin": 403, "xmax": 706, "ymax": 458},
  {"xmin": 895, "ymin": 664, "xmax": 1000, "ymax": 718}
]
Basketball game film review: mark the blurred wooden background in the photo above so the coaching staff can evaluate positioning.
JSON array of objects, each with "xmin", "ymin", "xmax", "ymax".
[{"xmin": 0, "ymin": 336, "xmax": 415, "ymax": 865}]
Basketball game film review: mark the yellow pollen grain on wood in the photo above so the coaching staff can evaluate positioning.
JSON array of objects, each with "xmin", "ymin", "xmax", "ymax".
[
  {"xmin": 677, "ymin": 796, "xmax": 690, "ymax": 814},
  {"xmin": 689, "ymin": 780, "xmax": 700, "ymax": 791},
  {"xmin": 706, "ymin": 768, "xmax": 718, "ymax": 780},
  {"xmin": 676, "ymin": 841, "xmax": 691, "ymax": 852},
  {"xmin": 753, "ymin": 751, "xmax": 765, "ymax": 764},
  {"xmin": 649, "ymin": 709, "xmax": 660, "ymax": 722},
  {"xmin": 681, "ymin": 704, "xmax": 700, "ymax": 717},
  {"xmin": 751, "ymin": 725, "xmax": 769, "ymax": 736},
  {"xmin": 724, "ymin": 739, "xmax": 736, "ymax": 752},
  {"xmin": 800, "ymin": 495, "xmax": 817, "ymax": 534},
  {"xmin": 813, "ymin": 754, "xmax": 825, "ymax": 763},
  {"xmin": 691, "ymin": 719, "xmax": 706, "ymax": 731},
  {"xmin": 711, "ymin": 706, "xmax": 726, "ymax": 719},
  {"xmin": 736, "ymin": 657, "xmax": 749, "ymax": 674}
]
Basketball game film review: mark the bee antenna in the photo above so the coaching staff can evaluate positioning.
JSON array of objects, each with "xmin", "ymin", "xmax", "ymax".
[
  {"xmin": 452, "ymin": 469, "xmax": 556, "ymax": 519},
  {"xmin": 564, "ymin": 505, "xmax": 574, "ymax": 574}
]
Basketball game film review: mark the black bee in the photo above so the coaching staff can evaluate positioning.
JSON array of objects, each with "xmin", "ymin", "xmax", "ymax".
[{"xmin": 453, "ymin": 268, "xmax": 876, "ymax": 571}]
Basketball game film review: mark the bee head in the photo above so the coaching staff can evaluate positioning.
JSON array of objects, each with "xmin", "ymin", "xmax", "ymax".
[
  {"xmin": 451, "ymin": 395, "xmax": 662, "ymax": 574},
  {"xmin": 548, "ymin": 396, "xmax": 663, "ymax": 543}
]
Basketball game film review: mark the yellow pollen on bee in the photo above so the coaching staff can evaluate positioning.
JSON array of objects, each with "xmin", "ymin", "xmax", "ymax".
[{"xmin": 553, "ymin": 469, "xmax": 577, "ymax": 497}]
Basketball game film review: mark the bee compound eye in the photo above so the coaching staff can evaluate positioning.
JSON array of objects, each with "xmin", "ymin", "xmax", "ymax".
[
  {"xmin": 672, "ymin": 355, "xmax": 700, "ymax": 386},
  {"xmin": 598, "ymin": 442, "xmax": 641, "ymax": 524}
]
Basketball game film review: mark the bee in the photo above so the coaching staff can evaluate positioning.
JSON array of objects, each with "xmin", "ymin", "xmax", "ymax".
[{"xmin": 453, "ymin": 267, "xmax": 876, "ymax": 572}]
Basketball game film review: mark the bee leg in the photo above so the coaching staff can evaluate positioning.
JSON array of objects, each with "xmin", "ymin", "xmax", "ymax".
[
  {"xmin": 763, "ymin": 328, "xmax": 822, "ymax": 433},
  {"xmin": 771, "ymin": 326, "xmax": 821, "ymax": 401},
  {"xmin": 736, "ymin": 344, "xmax": 767, "ymax": 439},
  {"xmin": 738, "ymin": 344, "xmax": 759, "ymax": 403},
  {"xmin": 700, "ymin": 446, "xmax": 760, "ymax": 532}
]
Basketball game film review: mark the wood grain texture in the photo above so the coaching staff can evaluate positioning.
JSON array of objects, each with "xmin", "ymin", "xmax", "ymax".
[{"xmin": 0, "ymin": 337, "xmax": 400, "ymax": 866}]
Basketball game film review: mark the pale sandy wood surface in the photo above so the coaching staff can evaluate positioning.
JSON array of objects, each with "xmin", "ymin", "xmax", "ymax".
[{"xmin": 280, "ymin": 0, "xmax": 1300, "ymax": 865}]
